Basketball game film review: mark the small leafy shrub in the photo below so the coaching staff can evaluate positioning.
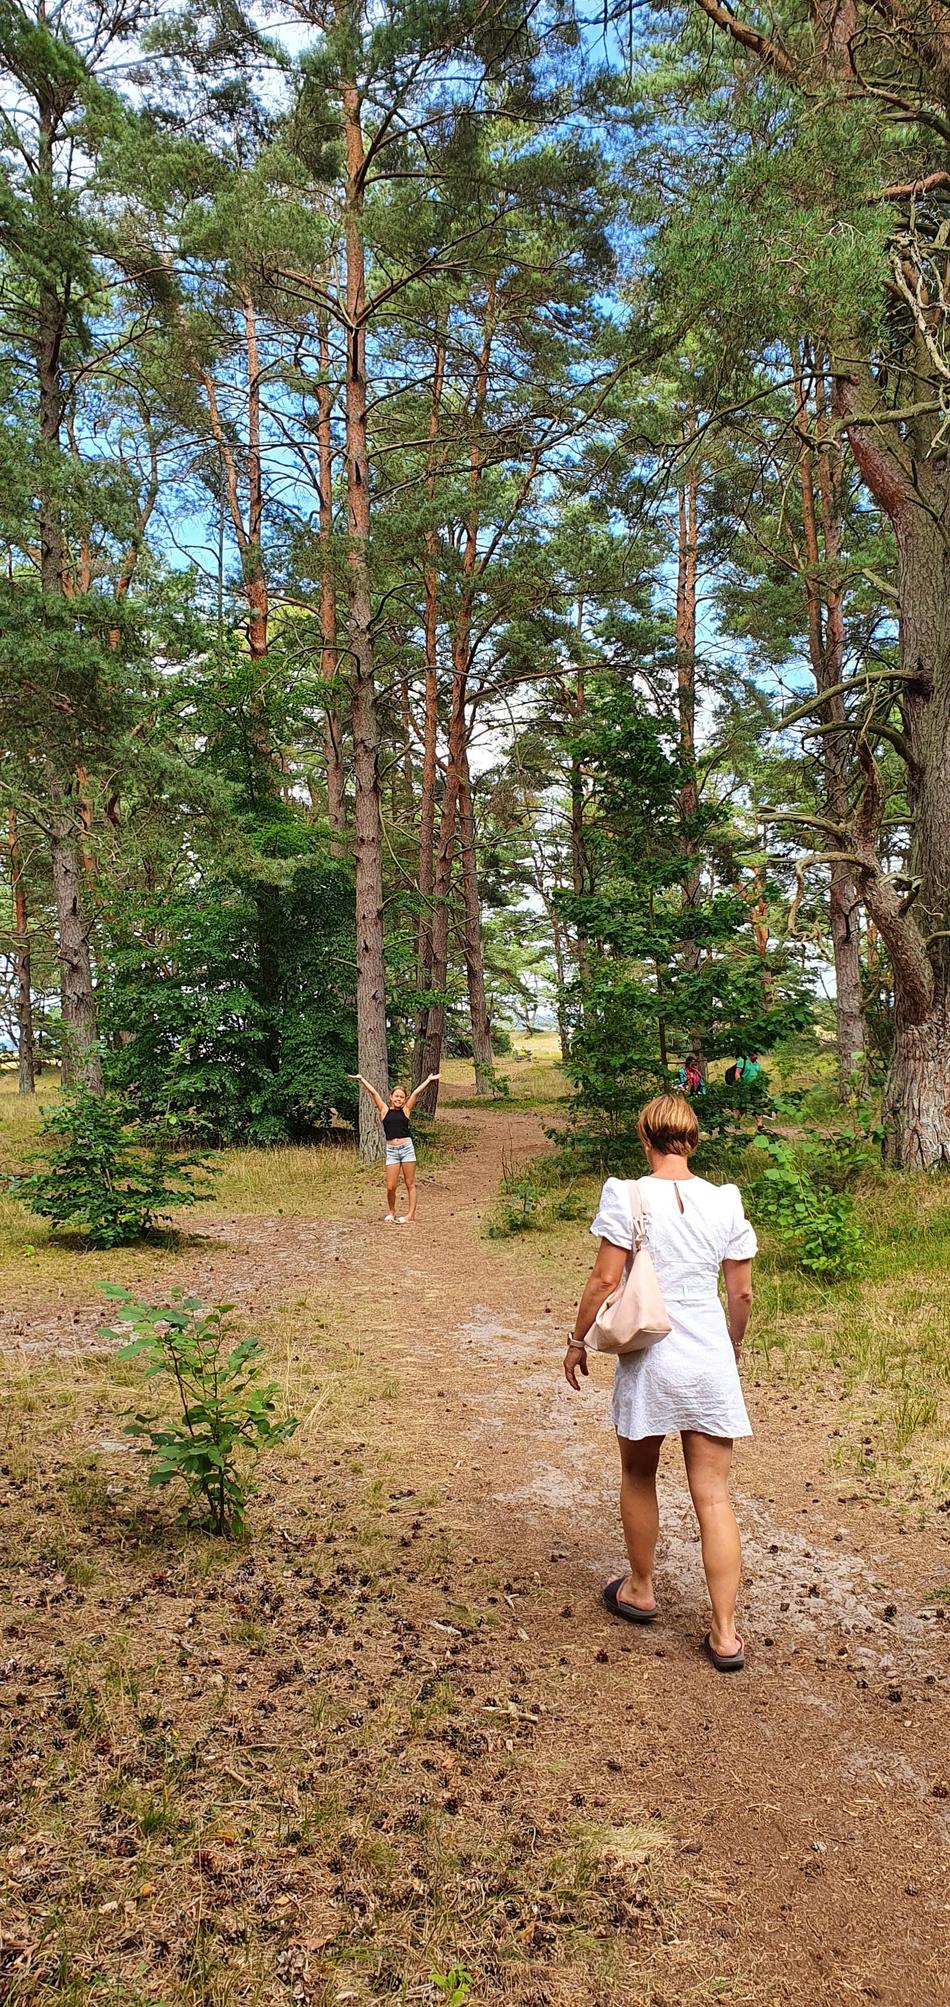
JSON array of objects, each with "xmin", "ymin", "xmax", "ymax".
[
  {"xmin": 428, "ymin": 1969, "xmax": 473, "ymax": 2006},
  {"xmin": 102, "ymin": 1286, "xmax": 299, "ymax": 1535},
  {"xmin": 752, "ymin": 1140, "xmax": 865, "ymax": 1279},
  {"xmin": 486, "ymin": 1149, "xmax": 591, "ymax": 1237},
  {"xmin": 486, "ymin": 1168, "xmax": 542, "ymax": 1237},
  {"xmin": 9, "ymin": 1089, "xmax": 213, "ymax": 1247}
]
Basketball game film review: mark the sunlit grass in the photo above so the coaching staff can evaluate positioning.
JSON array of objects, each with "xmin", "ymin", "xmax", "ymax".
[{"xmin": 443, "ymin": 1033, "xmax": 568, "ymax": 1107}]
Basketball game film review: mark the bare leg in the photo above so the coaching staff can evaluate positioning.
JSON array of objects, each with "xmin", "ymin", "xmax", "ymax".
[
  {"xmin": 615, "ymin": 1433, "xmax": 664, "ymax": 1611},
  {"xmin": 384, "ymin": 1166, "xmax": 399, "ymax": 1218},
  {"xmin": 681, "ymin": 1431, "xmax": 741, "ymax": 1656},
  {"xmin": 402, "ymin": 1162, "xmax": 417, "ymax": 1220}
]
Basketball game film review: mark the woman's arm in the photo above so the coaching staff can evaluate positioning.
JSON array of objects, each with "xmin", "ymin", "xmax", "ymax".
[
  {"xmin": 405, "ymin": 1072, "xmax": 439, "ymax": 1115},
  {"xmin": 722, "ymin": 1257, "xmax": 753, "ymax": 1358},
  {"xmin": 348, "ymin": 1073, "xmax": 388, "ymax": 1118},
  {"xmin": 563, "ymin": 1238, "xmax": 628, "ymax": 1389}
]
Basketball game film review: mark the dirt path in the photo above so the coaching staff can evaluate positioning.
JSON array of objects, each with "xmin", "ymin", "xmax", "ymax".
[
  {"xmin": 338, "ymin": 1097, "xmax": 950, "ymax": 2004},
  {"xmin": 3, "ymin": 1098, "xmax": 949, "ymax": 2005}
]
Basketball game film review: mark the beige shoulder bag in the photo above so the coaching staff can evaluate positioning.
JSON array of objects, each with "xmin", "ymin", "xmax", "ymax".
[{"xmin": 588, "ymin": 1179, "xmax": 672, "ymax": 1355}]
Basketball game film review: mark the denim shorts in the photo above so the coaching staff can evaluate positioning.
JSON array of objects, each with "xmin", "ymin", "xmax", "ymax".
[{"xmin": 386, "ymin": 1139, "xmax": 416, "ymax": 1166}]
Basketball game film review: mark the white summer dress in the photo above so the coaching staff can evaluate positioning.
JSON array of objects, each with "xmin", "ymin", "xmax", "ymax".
[{"xmin": 590, "ymin": 1175, "xmax": 757, "ymax": 1442}]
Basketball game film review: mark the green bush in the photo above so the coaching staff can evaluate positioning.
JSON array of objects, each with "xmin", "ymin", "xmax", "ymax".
[
  {"xmin": 100, "ymin": 848, "xmax": 358, "ymax": 1145},
  {"xmin": 752, "ymin": 1139, "xmax": 865, "ymax": 1279},
  {"xmin": 485, "ymin": 1151, "xmax": 590, "ymax": 1237},
  {"xmin": 102, "ymin": 1286, "xmax": 299, "ymax": 1536},
  {"xmin": 9, "ymin": 1090, "xmax": 213, "ymax": 1248},
  {"xmin": 486, "ymin": 1168, "xmax": 542, "ymax": 1237}
]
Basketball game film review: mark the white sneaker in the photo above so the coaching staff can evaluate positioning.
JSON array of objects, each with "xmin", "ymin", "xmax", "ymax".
[{"xmin": 384, "ymin": 1213, "xmax": 396, "ymax": 1222}]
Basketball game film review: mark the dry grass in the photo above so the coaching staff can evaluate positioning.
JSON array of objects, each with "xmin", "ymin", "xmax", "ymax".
[
  {"xmin": 443, "ymin": 1039, "xmax": 568, "ymax": 1109},
  {"xmin": 0, "ymin": 1075, "xmax": 708, "ymax": 2003},
  {"xmin": 749, "ymin": 1171, "xmax": 950, "ymax": 1500}
]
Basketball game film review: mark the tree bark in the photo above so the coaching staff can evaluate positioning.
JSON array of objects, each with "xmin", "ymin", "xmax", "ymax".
[
  {"xmin": 416, "ymin": 660, "xmax": 464, "ymax": 1110},
  {"xmin": 883, "ymin": 1004, "xmax": 950, "ymax": 1171},
  {"xmin": 412, "ymin": 339, "xmax": 445, "ymax": 1087},
  {"xmin": 796, "ymin": 359, "xmax": 866, "ymax": 1094},
  {"xmin": 457, "ymin": 743, "xmax": 493, "ymax": 1094},
  {"xmin": 243, "ymin": 289, "xmax": 269, "ymax": 668},
  {"xmin": 835, "ymin": 363, "xmax": 950, "ymax": 1162},
  {"xmin": 6, "ymin": 810, "xmax": 35, "ymax": 1094},
  {"xmin": 317, "ymin": 312, "xmax": 345, "ymax": 841},
  {"xmin": 47, "ymin": 771, "xmax": 102, "ymax": 1091},
  {"xmin": 37, "ymin": 97, "xmax": 101, "ymax": 1090},
  {"xmin": 342, "ymin": 68, "xmax": 389, "ymax": 1158},
  {"xmin": 569, "ymin": 652, "xmax": 590, "ymax": 984},
  {"xmin": 675, "ymin": 418, "xmax": 704, "ymax": 1063},
  {"xmin": 418, "ymin": 292, "xmax": 494, "ymax": 1115}
]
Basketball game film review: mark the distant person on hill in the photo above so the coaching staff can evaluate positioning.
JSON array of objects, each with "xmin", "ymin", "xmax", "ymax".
[
  {"xmin": 348, "ymin": 1072, "xmax": 440, "ymax": 1223},
  {"xmin": 725, "ymin": 1052, "xmax": 762, "ymax": 1087},
  {"xmin": 563, "ymin": 1093, "xmax": 757, "ymax": 1672},
  {"xmin": 673, "ymin": 1054, "xmax": 705, "ymax": 1096}
]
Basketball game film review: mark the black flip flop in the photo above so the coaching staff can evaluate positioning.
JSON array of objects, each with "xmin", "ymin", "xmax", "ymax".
[
  {"xmin": 703, "ymin": 1632, "xmax": 745, "ymax": 1673},
  {"xmin": 603, "ymin": 1577, "xmax": 659, "ymax": 1625}
]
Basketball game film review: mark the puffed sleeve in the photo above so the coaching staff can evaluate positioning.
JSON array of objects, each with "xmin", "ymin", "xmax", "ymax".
[
  {"xmin": 590, "ymin": 1177, "xmax": 634, "ymax": 1251},
  {"xmin": 723, "ymin": 1185, "xmax": 758, "ymax": 1260}
]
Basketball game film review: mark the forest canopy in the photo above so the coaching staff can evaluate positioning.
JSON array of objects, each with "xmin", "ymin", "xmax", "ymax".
[{"xmin": 2, "ymin": 0, "xmax": 947, "ymax": 1167}]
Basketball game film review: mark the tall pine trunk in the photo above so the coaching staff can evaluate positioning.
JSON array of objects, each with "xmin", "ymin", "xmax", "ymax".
[
  {"xmin": 416, "ymin": 652, "xmax": 464, "ymax": 1110},
  {"xmin": 457, "ymin": 742, "xmax": 493, "ymax": 1094},
  {"xmin": 37, "ymin": 113, "xmax": 101, "ymax": 1092},
  {"xmin": 836, "ymin": 366, "xmax": 950, "ymax": 1164},
  {"xmin": 412, "ymin": 340, "xmax": 445, "ymax": 1088},
  {"xmin": 342, "ymin": 73, "xmax": 389, "ymax": 1158},
  {"xmin": 880, "ymin": 508, "xmax": 950, "ymax": 1164},
  {"xmin": 317, "ymin": 312, "xmax": 345, "ymax": 840},
  {"xmin": 569, "ymin": 654, "xmax": 590, "ymax": 985},
  {"xmin": 6, "ymin": 810, "xmax": 35, "ymax": 1094},
  {"xmin": 797, "ymin": 361, "xmax": 866, "ymax": 1095},
  {"xmin": 418, "ymin": 292, "xmax": 494, "ymax": 1116},
  {"xmin": 674, "ymin": 422, "xmax": 703, "ymax": 1065}
]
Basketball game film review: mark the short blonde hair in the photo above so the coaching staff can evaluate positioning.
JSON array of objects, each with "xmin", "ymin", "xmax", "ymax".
[{"xmin": 637, "ymin": 1093, "xmax": 700, "ymax": 1157}]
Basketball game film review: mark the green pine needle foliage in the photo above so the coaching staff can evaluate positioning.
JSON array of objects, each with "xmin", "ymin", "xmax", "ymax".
[{"xmin": 9, "ymin": 1090, "xmax": 214, "ymax": 1248}]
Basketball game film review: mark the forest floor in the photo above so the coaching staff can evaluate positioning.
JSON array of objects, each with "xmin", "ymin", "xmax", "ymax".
[{"xmin": 1, "ymin": 1075, "xmax": 949, "ymax": 2006}]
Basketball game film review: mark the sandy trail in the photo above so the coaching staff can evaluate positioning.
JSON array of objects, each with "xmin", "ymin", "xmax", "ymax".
[
  {"xmin": 340, "ymin": 1097, "xmax": 950, "ymax": 2004},
  {"xmin": 5, "ymin": 1094, "xmax": 948, "ymax": 2003}
]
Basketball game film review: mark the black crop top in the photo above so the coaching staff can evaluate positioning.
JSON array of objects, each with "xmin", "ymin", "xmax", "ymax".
[{"xmin": 383, "ymin": 1107, "xmax": 411, "ymax": 1140}]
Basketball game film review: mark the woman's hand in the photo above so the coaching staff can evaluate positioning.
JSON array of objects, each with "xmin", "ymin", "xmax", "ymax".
[{"xmin": 564, "ymin": 1340, "xmax": 589, "ymax": 1391}]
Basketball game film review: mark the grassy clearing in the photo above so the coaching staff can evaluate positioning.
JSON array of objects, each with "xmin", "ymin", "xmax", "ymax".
[
  {"xmin": 0, "ymin": 1268, "xmax": 719, "ymax": 2007},
  {"xmin": 0, "ymin": 1078, "xmax": 468, "ymax": 1311},
  {"xmin": 442, "ymin": 1032, "xmax": 568, "ymax": 1110},
  {"xmin": 749, "ymin": 1171, "xmax": 950, "ymax": 1501}
]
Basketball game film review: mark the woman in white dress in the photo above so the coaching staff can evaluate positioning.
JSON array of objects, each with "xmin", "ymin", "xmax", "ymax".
[{"xmin": 563, "ymin": 1094, "xmax": 757, "ymax": 1671}]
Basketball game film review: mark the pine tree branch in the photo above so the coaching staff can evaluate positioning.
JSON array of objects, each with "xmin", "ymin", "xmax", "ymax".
[
  {"xmin": 781, "ymin": 668, "xmax": 917, "ymax": 727},
  {"xmin": 866, "ymin": 170, "xmax": 950, "ymax": 203},
  {"xmin": 690, "ymin": 0, "xmax": 800, "ymax": 81},
  {"xmin": 759, "ymin": 810, "xmax": 848, "ymax": 837}
]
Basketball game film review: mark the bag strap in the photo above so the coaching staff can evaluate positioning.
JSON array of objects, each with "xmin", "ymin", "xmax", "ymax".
[{"xmin": 626, "ymin": 1178, "xmax": 649, "ymax": 1250}]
